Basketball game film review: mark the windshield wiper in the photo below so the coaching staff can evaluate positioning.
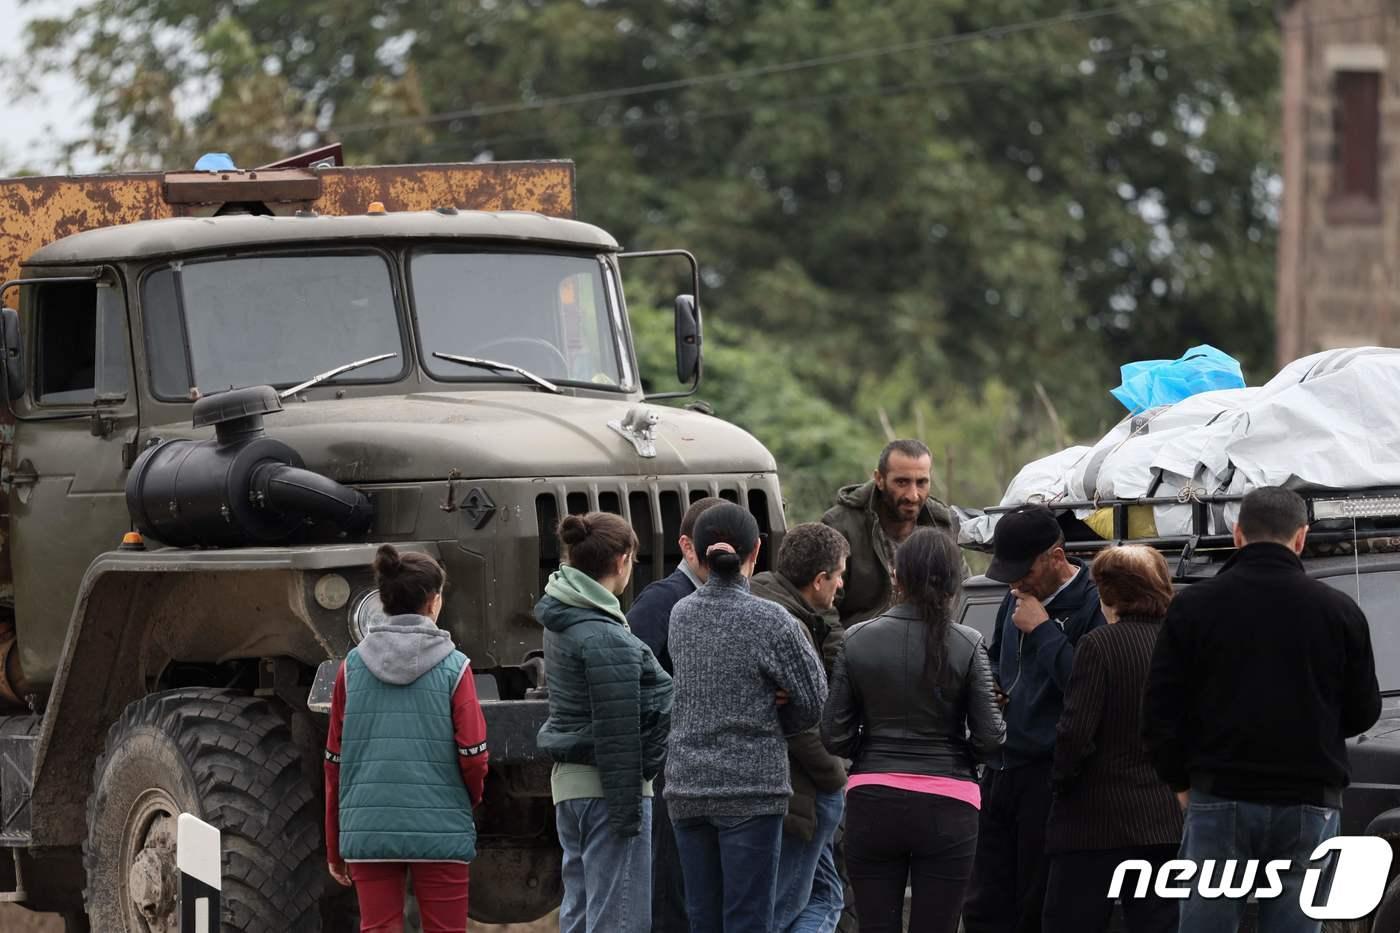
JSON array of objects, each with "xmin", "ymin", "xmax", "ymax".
[
  {"xmin": 432, "ymin": 352, "xmax": 561, "ymax": 394},
  {"xmin": 278, "ymin": 352, "xmax": 399, "ymax": 400}
]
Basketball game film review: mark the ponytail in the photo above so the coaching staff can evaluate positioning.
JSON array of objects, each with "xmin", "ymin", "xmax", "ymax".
[
  {"xmin": 693, "ymin": 503, "xmax": 760, "ymax": 580},
  {"xmin": 705, "ymin": 541, "xmax": 742, "ymax": 577},
  {"xmin": 558, "ymin": 512, "xmax": 638, "ymax": 580},
  {"xmin": 374, "ymin": 544, "xmax": 447, "ymax": 615},
  {"xmin": 893, "ymin": 528, "xmax": 962, "ymax": 687}
]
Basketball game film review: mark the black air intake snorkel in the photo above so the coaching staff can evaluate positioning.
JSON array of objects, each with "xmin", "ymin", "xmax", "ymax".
[{"xmin": 126, "ymin": 385, "xmax": 373, "ymax": 547}]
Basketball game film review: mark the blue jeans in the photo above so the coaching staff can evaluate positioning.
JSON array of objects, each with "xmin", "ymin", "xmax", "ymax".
[
  {"xmin": 773, "ymin": 790, "xmax": 846, "ymax": 933},
  {"xmin": 556, "ymin": 797, "xmax": 652, "ymax": 933},
  {"xmin": 673, "ymin": 812, "xmax": 785, "ymax": 933},
  {"xmin": 1179, "ymin": 790, "xmax": 1340, "ymax": 933}
]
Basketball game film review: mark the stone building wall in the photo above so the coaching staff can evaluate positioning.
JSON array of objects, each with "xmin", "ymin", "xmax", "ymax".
[{"xmin": 1276, "ymin": 0, "xmax": 1400, "ymax": 364}]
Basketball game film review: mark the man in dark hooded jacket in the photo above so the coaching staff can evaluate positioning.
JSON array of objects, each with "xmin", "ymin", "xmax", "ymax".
[
  {"xmin": 964, "ymin": 505, "xmax": 1105, "ymax": 933},
  {"xmin": 822, "ymin": 439, "xmax": 962, "ymax": 626},
  {"xmin": 751, "ymin": 523, "xmax": 850, "ymax": 933}
]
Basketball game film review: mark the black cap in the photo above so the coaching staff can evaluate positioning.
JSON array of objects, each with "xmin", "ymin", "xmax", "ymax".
[{"xmin": 987, "ymin": 506, "xmax": 1063, "ymax": 583}]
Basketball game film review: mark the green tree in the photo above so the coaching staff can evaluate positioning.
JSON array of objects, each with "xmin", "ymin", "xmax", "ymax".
[{"xmin": 23, "ymin": 0, "xmax": 1281, "ymax": 510}]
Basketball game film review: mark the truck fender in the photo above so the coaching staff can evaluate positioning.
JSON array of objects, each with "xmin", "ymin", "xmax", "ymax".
[
  {"xmin": 1368, "ymin": 808, "xmax": 1400, "ymax": 841},
  {"xmin": 28, "ymin": 543, "xmax": 408, "ymax": 847}
]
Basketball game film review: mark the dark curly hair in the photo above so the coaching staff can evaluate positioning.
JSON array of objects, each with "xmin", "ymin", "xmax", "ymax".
[{"xmin": 776, "ymin": 523, "xmax": 850, "ymax": 588}]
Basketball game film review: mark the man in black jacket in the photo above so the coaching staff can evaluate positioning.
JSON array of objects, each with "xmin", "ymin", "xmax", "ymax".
[
  {"xmin": 626, "ymin": 496, "xmax": 724, "ymax": 933},
  {"xmin": 1143, "ymin": 486, "xmax": 1381, "ymax": 933}
]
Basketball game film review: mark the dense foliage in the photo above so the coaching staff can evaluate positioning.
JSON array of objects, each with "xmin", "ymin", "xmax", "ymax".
[{"xmin": 23, "ymin": 0, "xmax": 1281, "ymax": 518}]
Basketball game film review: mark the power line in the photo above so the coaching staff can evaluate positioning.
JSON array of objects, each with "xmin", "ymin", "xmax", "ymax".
[
  {"xmin": 417, "ymin": 42, "xmax": 1202, "ymax": 157},
  {"xmin": 122, "ymin": 0, "xmax": 1377, "ymax": 163},
  {"xmin": 406, "ymin": 4, "xmax": 1381, "ymax": 160},
  {"xmin": 329, "ymin": 0, "xmax": 1206, "ymax": 136}
]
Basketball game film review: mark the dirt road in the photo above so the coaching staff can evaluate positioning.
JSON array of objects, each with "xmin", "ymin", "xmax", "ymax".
[{"xmin": 0, "ymin": 904, "xmax": 58, "ymax": 931}]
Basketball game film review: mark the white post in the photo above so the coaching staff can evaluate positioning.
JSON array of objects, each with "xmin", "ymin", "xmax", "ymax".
[{"xmin": 177, "ymin": 813, "xmax": 221, "ymax": 933}]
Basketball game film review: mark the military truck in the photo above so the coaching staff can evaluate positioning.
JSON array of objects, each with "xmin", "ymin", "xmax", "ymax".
[{"xmin": 0, "ymin": 154, "xmax": 785, "ymax": 930}]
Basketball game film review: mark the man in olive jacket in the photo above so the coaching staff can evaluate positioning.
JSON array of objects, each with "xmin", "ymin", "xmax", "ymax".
[
  {"xmin": 823, "ymin": 440, "xmax": 963, "ymax": 626},
  {"xmin": 751, "ymin": 523, "xmax": 851, "ymax": 933}
]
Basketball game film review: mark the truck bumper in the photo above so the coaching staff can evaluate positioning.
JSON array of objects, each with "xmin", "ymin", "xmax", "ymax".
[
  {"xmin": 480, "ymin": 699, "xmax": 550, "ymax": 764},
  {"xmin": 310, "ymin": 660, "xmax": 548, "ymax": 764}
]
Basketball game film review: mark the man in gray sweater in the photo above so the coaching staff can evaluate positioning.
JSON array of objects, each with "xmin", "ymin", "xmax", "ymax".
[{"xmin": 665, "ymin": 503, "xmax": 828, "ymax": 933}]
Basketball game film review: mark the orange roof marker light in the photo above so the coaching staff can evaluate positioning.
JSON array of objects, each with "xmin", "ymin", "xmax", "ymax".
[
  {"xmin": 119, "ymin": 531, "xmax": 146, "ymax": 551},
  {"xmin": 367, "ymin": 201, "xmax": 387, "ymax": 215}
]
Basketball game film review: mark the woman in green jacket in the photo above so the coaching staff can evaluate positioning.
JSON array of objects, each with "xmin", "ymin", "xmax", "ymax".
[{"xmin": 536, "ymin": 511, "xmax": 674, "ymax": 933}]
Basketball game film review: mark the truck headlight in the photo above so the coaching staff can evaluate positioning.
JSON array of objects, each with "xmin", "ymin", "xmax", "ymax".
[{"xmin": 348, "ymin": 590, "xmax": 389, "ymax": 644}]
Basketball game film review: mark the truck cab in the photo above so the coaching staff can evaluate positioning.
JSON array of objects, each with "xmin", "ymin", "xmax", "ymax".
[{"xmin": 0, "ymin": 160, "xmax": 785, "ymax": 930}]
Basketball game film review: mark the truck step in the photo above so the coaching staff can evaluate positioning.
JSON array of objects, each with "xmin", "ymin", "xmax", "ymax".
[
  {"xmin": 0, "ymin": 716, "xmax": 42, "ymax": 850},
  {"xmin": 0, "ymin": 850, "xmax": 26, "ymax": 901}
]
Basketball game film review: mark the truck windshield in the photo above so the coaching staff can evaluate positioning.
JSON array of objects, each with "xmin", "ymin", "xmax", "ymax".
[
  {"xmin": 411, "ymin": 251, "xmax": 629, "ymax": 389},
  {"xmin": 142, "ymin": 253, "xmax": 404, "ymax": 399}
]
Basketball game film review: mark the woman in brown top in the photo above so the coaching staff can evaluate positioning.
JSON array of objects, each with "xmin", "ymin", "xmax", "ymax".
[{"xmin": 1042, "ymin": 546, "xmax": 1183, "ymax": 933}]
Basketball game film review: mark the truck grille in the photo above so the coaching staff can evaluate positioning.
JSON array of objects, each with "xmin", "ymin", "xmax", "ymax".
[{"xmin": 534, "ymin": 479, "xmax": 773, "ymax": 606}]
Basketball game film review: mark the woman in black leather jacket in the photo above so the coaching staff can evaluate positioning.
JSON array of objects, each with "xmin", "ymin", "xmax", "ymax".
[{"xmin": 821, "ymin": 527, "xmax": 1004, "ymax": 933}]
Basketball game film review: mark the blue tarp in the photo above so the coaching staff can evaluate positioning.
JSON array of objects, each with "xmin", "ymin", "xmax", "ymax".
[
  {"xmin": 194, "ymin": 152, "xmax": 238, "ymax": 171},
  {"xmin": 1110, "ymin": 344, "xmax": 1245, "ymax": 413}
]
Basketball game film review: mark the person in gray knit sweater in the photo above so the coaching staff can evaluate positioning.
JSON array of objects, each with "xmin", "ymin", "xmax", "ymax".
[{"xmin": 665, "ymin": 503, "xmax": 829, "ymax": 933}]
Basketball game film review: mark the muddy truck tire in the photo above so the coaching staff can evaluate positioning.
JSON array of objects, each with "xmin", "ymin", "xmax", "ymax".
[{"xmin": 83, "ymin": 689, "xmax": 323, "ymax": 932}]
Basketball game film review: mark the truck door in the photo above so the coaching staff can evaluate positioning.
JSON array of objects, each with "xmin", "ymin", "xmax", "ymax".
[{"xmin": 8, "ymin": 271, "xmax": 139, "ymax": 687}]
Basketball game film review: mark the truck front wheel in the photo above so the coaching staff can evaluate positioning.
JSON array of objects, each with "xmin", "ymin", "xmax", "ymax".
[{"xmin": 83, "ymin": 688, "xmax": 323, "ymax": 932}]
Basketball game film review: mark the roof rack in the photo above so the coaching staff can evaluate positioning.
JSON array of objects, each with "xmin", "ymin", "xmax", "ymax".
[{"xmin": 975, "ymin": 488, "xmax": 1400, "ymax": 577}]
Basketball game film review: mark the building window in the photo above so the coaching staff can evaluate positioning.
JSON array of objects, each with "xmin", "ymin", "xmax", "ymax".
[{"xmin": 1330, "ymin": 69, "xmax": 1382, "ymax": 223}]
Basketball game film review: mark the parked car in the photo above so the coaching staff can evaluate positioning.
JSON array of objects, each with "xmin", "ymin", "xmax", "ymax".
[{"xmin": 958, "ymin": 492, "xmax": 1400, "ymax": 932}]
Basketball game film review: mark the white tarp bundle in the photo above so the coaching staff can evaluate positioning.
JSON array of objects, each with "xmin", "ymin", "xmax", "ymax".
[
  {"xmin": 961, "ymin": 446, "xmax": 1090, "ymax": 544},
  {"xmin": 960, "ymin": 347, "xmax": 1400, "ymax": 545}
]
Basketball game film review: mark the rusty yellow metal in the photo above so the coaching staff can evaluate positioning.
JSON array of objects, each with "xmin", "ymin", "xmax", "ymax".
[
  {"xmin": 0, "ymin": 160, "xmax": 576, "ymax": 287},
  {"xmin": 319, "ymin": 161, "xmax": 576, "ymax": 218},
  {"xmin": 0, "ymin": 159, "xmax": 575, "ymax": 589},
  {"xmin": 0, "ymin": 175, "xmax": 173, "ymax": 289}
]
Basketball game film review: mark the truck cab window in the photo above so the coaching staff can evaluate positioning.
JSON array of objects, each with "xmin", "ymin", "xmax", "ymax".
[
  {"xmin": 413, "ymin": 251, "xmax": 626, "ymax": 388},
  {"xmin": 142, "ymin": 254, "xmax": 402, "ymax": 399},
  {"xmin": 1323, "ymin": 570, "xmax": 1400, "ymax": 693},
  {"xmin": 34, "ymin": 280, "xmax": 129, "ymax": 405},
  {"xmin": 957, "ymin": 595, "xmax": 1004, "ymax": 642}
]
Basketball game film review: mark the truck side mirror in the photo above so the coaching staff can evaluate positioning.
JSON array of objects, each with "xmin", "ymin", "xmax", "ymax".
[
  {"xmin": 674, "ymin": 294, "xmax": 701, "ymax": 384},
  {"xmin": 2, "ymin": 307, "xmax": 22, "ymax": 403},
  {"xmin": 620, "ymin": 248, "xmax": 703, "ymax": 400}
]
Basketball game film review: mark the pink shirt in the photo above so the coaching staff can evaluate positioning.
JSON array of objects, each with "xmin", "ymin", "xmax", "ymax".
[{"xmin": 846, "ymin": 772, "xmax": 982, "ymax": 810}]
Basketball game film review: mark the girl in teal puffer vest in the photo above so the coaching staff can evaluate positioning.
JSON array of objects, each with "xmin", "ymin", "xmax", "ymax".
[
  {"xmin": 536, "ymin": 511, "xmax": 673, "ymax": 933},
  {"xmin": 324, "ymin": 544, "xmax": 489, "ymax": 932}
]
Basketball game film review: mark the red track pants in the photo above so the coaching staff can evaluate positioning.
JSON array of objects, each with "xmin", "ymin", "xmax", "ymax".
[{"xmin": 350, "ymin": 861, "xmax": 470, "ymax": 933}]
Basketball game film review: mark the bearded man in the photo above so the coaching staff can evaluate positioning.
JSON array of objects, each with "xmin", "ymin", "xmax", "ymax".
[{"xmin": 821, "ymin": 439, "xmax": 962, "ymax": 626}]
